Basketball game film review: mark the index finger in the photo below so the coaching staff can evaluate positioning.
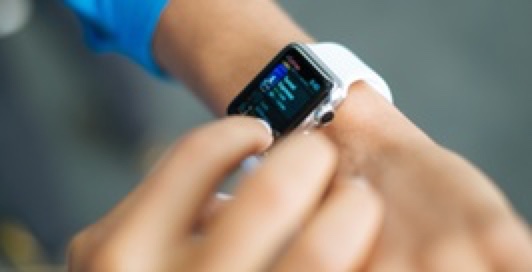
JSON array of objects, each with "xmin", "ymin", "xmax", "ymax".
[
  {"xmin": 100, "ymin": 117, "xmax": 273, "ymax": 243},
  {"xmin": 194, "ymin": 133, "xmax": 338, "ymax": 272}
]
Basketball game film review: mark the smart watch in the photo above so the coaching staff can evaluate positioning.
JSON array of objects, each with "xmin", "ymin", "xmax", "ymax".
[{"xmin": 227, "ymin": 42, "xmax": 392, "ymax": 138}]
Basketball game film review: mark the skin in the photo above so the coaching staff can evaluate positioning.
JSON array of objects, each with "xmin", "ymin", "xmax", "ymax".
[
  {"xmin": 67, "ymin": 117, "xmax": 382, "ymax": 271},
  {"xmin": 152, "ymin": 0, "xmax": 532, "ymax": 270},
  {"xmin": 69, "ymin": 0, "xmax": 532, "ymax": 271}
]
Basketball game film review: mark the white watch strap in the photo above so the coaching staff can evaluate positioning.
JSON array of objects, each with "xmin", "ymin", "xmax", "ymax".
[{"xmin": 307, "ymin": 43, "xmax": 393, "ymax": 103}]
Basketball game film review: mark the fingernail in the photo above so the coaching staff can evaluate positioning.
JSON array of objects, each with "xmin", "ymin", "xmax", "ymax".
[
  {"xmin": 256, "ymin": 118, "xmax": 273, "ymax": 137},
  {"xmin": 216, "ymin": 192, "xmax": 233, "ymax": 200},
  {"xmin": 241, "ymin": 155, "xmax": 263, "ymax": 172},
  {"xmin": 351, "ymin": 176, "xmax": 370, "ymax": 191}
]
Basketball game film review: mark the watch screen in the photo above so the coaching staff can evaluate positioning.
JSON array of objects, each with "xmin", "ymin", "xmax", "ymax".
[{"xmin": 227, "ymin": 44, "xmax": 333, "ymax": 136}]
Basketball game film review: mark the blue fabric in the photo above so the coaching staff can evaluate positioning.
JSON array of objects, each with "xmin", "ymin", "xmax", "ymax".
[{"xmin": 64, "ymin": 0, "xmax": 169, "ymax": 74}]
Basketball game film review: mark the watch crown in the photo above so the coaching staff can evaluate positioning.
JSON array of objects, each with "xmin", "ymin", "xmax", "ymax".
[
  {"xmin": 319, "ymin": 111, "xmax": 335, "ymax": 124},
  {"xmin": 315, "ymin": 104, "xmax": 335, "ymax": 126}
]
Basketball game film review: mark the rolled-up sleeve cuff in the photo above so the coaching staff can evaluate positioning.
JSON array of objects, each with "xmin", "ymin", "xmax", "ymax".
[{"xmin": 65, "ymin": 0, "xmax": 170, "ymax": 76}]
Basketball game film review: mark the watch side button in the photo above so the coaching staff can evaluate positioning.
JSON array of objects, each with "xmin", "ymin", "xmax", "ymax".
[
  {"xmin": 314, "ymin": 104, "xmax": 335, "ymax": 125},
  {"xmin": 319, "ymin": 111, "xmax": 335, "ymax": 125}
]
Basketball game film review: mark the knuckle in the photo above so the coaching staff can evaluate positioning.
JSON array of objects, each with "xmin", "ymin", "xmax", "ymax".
[
  {"xmin": 289, "ymin": 133, "xmax": 337, "ymax": 165},
  {"xmin": 255, "ymin": 181, "xmax": 294, "ymax": 213},
  {"xmin": 67, "ymin": 225, "xmax": 128, "ymax": 272},
  {"xmin": 481, "ymin": 218, "xmax": 532, "ymax": 270},
  {"xmin": 77, "ymin": 239, "xmax": 129, "ymax": 272},
  {"xmin": 471, "ymin": 201, "xmax": 513, "ymax": 228},
  {"xmin": 68, "ymin": 228, "xmax": 91, "ymax": 256}
]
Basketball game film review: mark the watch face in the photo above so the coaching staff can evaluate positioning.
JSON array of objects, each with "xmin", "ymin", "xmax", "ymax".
[{"xmin": 227, "ymin": 44, "xmax": 334, "ymax": 136}]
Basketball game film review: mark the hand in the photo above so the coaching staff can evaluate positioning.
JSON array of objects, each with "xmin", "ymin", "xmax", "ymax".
[
  {"xmin": 67, "ymin": 117, "xmax": 383, "ymax": 272},
  {"xmin": 323, "ymin": 82, "xmax": 532, "ymax": 271}
]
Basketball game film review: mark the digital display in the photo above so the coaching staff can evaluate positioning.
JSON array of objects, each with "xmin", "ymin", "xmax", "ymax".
[{"xmin": 228, "ymin": 44, "xmax": 333, "ymax": 136}]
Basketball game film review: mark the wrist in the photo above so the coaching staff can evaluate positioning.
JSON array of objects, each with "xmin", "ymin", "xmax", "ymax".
[
  {"xmin": 153, "ymin": 0, "xmax": 422, "ymax": 159},
  {"xmin": 153, "ymin": 0, "xmax": 312, "ymax": 115},
  {"xmin": 321, "ymin": 82, "xmax": 437, "ymax": 175}
]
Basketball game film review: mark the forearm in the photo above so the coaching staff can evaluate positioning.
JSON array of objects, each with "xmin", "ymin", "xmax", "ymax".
[
  {"xmin": 154, "ymin": 0, "xmax": 312, "ymax": 115},
  {"xmin": 153, "ymin": 0, "xmax": 434, "ymax": 175}
]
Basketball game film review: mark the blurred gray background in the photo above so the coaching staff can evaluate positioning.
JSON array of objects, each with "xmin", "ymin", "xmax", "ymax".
[{"xmin": 0, "ymin": 0, "xmax": 530, "ymax": 267}]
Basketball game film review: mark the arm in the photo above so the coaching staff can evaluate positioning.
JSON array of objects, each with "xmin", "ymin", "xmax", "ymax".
[
  {"xmin": 154, "ymin": 1, "xmax": 532, "ymax": 271},
  {"xmin": 153, "ymin": 0, "xmax": 432, "ymax": 192},
  {"xmin": 67, "ymin": 118, "xmax": 382, "ymax": 271},
  {"xmin": 153, "ymin": 0, "xmax": 313, "ymax": 115}
]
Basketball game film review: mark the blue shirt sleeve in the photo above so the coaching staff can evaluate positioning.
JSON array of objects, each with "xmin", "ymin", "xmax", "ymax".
[{"xmin": 64, "ymin": 0, "xmax": 170, "ymax": 75}]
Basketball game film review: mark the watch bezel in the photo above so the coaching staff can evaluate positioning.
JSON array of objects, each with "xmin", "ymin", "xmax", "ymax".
[{"xmin": 227, "ymin": 43, "xmax": 336, "ymax": 137}]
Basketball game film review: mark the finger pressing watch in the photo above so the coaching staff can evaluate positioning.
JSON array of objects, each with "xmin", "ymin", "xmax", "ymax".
[{"xmin": 227, "ymin": 42, "xmax": 393, "ymax": 138}]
